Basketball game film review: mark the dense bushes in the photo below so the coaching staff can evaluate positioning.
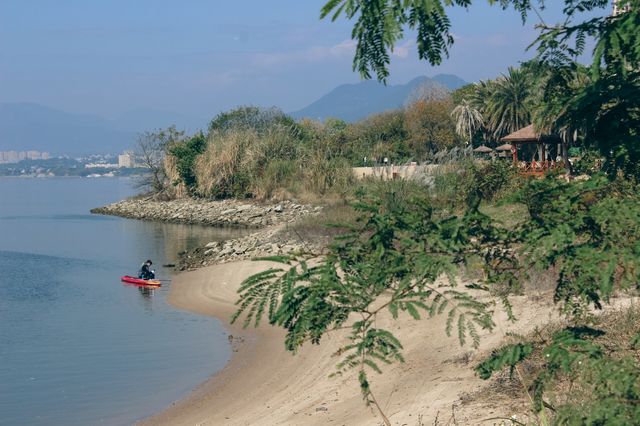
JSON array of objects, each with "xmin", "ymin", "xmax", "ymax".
[
  {"xmin": 432, "ymin": 159, "xmax": 520, "ymax": 209},
  {"xmin": 167, "ymin": 133, "xmax": 207, "ymax": 194},
  {"xmin": 194, "ymin": 126, "xmax": 303, "ymax": 199},
  {"xmin": 207, "ymin": 106, "xmax": 297, "ymax": 135},
  {"xmin": 158, "ymin": 102, "xmax": 472, "ymax": 200},
  {"xmin": 189, "ymin": 122, "xmax": 356, "ymax": 200}
]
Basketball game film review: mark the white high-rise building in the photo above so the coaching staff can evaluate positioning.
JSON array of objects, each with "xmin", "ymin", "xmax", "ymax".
[{"xmin": 118, "ymin": 151, "xmax": 135, "ymax": 168}]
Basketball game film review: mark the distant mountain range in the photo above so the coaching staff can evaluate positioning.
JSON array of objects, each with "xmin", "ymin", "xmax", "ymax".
[
  {"xmin": 290, "ymin": 74, "xmax": 468, "ymax": 122},
  {"xmin": 0, "ymin": 74, "xmax": 467, "ymax": 155},
  {"xmin": 0, "ymin": 103, "xmax": 206, "ymax": 156}
]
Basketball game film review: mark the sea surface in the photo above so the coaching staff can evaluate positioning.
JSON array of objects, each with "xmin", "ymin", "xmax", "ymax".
[{"xmin": 0, "ymin": 177, "xmax": 248, "ymax": 426}]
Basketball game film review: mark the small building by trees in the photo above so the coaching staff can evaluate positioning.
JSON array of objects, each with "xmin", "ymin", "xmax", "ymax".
[{"xmin": 501, "ymin": 124, "xmax": 563, "ymax": 175}]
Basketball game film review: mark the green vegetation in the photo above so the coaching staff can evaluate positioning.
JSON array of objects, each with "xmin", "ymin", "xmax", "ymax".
[
  {"xmin": 232, "ymin": 179, "xmax": 518, "ymax": 423},
  {"xmin": 226, "ymin": 1, "xmax": 640, "ymax": 424},
  {"xmin": 477, "ymin": 306, "xmax": 640, "ymax": 425},
  {"xmin": 146, "ymin": 97, "xmax": 466, "ymax": 200},
  {"xmin": 167, "ymin": 132, "xmax": 207, "ymax": 194},
  {"xmin": 128, "ymin": 3, "xmax": 639, "ymax": 422}
]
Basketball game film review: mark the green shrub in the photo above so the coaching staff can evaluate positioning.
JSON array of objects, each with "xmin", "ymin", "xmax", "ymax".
[
  {"xmin": 167, "ymin": 132, "xmax": 207, "ymax": 193},
  {"xmin": 471, "ymin": 160, "xmax": 519, "ymax": 203},
  {"xmin": 432, "ymin": 160, "xmax": 520, "ymax": 209},
  {"xmin": 571, "ymin": 149, "xmax": 602, "ymax": 176},
  {"xmin": 207, "ymin": 105, "xmax": 297, "ymax": 135}
]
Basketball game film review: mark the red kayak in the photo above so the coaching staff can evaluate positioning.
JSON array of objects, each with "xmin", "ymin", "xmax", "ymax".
[{"xmin": 121, "ymin": 276, "xmax": 162, "ymax": 287}]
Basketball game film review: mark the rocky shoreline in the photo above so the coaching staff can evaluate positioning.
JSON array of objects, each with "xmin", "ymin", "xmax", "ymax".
[
  {"xmin": 91, "ymin": 198, "xmax": 321, "ymax": 228},
  {"xmin": 175, "ymin": 225, "xmax": 324, "ymax": 270},
  {"xmin": 91, "ymin": 197, "xmax": 324, "ymax": 270}
]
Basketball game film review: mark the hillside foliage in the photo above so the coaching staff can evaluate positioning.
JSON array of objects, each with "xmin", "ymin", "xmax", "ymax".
[{"xmin": 149, "ymin": 97, "xmax": 467, "ymax": 200}]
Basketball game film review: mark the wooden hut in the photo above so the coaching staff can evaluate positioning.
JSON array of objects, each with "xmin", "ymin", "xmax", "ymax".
[
  {"xmin": 501, "ymin": 125, "xmax": 562, "ymax": 175},
  {"xmin": 495, "ymin": 143, "xmax": 512, "ymax": 158}
]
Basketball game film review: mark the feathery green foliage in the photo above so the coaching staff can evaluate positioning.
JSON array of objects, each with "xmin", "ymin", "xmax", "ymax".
[
  {"xmin": 476, "ymin": 322, "xmax": 640, "ymax": 425},
  {"xmin": 475, "ymin": 175, "xmax": 640, "ymax": 422},
  {"xmin": 233, "ymin": 181, "xmax": 521, "ymax": 407},
  {"xmin": 519, "ymin": 175, "xmax": 640, "ymax": 317},
  {"xmin": 320, "ymin": 0, "xmax": 542, "ymax": 82}
]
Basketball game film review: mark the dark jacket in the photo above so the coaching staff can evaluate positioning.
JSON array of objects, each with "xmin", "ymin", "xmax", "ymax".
[{"xmin": 139, "ymin": 263, "xmax": 154, "ymax": 279}]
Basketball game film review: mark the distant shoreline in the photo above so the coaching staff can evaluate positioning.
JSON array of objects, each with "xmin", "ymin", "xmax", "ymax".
[{"xmin": 0, "ymin": 175, "xmax": 138, "ymax": 179}]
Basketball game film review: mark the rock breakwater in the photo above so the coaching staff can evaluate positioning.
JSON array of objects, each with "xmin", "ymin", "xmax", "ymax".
[{"xmin": 91, "ymin": 198, "xmax": 320, "ymax": 228}]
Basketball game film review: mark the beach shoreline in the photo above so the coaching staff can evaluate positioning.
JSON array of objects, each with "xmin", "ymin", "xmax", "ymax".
[
  {"xmin": 139, "ymin": 260, "xmax": 567, "ymax": 426},
  {"xmin": 138, "ymin": 260, "xmax": 366, "ymax": 426}
]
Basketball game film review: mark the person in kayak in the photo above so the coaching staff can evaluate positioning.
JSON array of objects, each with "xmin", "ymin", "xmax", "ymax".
[{"xmin": 138, "ymin": 260, "xmax": 155, "ymax": 280}]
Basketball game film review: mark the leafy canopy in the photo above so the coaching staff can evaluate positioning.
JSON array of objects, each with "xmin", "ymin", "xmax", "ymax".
[{"xmin": 320, "ymin": 0, "xmax": 610, "ymax": 82}]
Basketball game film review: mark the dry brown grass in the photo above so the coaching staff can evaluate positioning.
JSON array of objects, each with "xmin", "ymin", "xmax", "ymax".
[
  {"xmin": 163, "ymin": 154, "xmax": 188, "ymax": 199},
  {"xmin": 193, "ymin": 127, "xmax": 354, "ymax": 201},
  {"xmin": 195, "ymin": 130, "xmax": 256, "ymax": 198}
]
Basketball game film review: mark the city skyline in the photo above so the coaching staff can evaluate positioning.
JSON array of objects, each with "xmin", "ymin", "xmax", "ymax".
[{"xmin": 0, "ymin": 150, "xmax": 50, "ymax": 164}]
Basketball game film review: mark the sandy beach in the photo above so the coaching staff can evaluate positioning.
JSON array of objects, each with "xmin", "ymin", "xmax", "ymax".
[{"xmin": 140, "ymin": 260, "xmax": 560, "ymax": 425}]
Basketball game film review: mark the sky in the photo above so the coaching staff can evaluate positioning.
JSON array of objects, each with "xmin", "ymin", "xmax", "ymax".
[{"xmin": 0, "ymin": 1, "xmax": 610, "ymax": 122}]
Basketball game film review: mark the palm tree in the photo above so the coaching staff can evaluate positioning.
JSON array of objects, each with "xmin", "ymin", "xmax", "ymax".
[
  {"xmin": 451, "ymin": 99, "xmax": 484, "ymax": 144},
  {"xmin": 531, "ymin": 63, "xmax": 591, "ymax": 165},
  {"xmin": 484, "ymin": 67, "xmax": 531, "ymax": 140}
]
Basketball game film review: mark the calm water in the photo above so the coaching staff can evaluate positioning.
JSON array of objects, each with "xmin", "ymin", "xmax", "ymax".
[{"xmin": 0, "ymin": 178, "xmax": 248, "ymax": 426}]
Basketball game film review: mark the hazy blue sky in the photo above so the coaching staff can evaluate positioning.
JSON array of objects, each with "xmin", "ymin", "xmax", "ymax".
[{"xmin": 0, "ymin": 1, "xmax": 608, "ymax": 120}]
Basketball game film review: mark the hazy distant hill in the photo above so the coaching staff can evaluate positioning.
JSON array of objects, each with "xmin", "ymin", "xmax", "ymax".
[
  {"xmin": 0, "ymin": 103, "xmax": 205, "ymax": 155},
  {"xmin": 290, "ymin": 74, "xmax": 467, "ymax": 122}
]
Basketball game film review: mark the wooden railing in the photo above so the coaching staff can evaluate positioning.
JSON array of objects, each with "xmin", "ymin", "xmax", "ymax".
[{"xmin": 516, "ymin": 160, "xmax": 564, "ymax": 174}]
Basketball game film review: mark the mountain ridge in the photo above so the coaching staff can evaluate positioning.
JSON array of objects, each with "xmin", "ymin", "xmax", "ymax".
[{"xmin": 290, "ymin": 74, "xmax": 467, "ymax": 122}]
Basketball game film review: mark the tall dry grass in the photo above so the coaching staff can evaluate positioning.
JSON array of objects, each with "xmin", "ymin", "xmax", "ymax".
[
  {"xmin": 193, "ymin": 126, "xmax": 354, "ymax": 200},
  {"xmin": 163, "ymin": 154, "xmax": 188, "ymax": 199}
]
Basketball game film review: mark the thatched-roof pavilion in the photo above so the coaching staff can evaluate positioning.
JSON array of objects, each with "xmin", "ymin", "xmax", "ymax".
[
  {"xmin": 495, "ymin": 143, "xmax": 512, "ymax": 158},
  {"xmin": 473, "ymin": 145, "xmax": 493, "ymax": 154},
  {"xmin": 501, "ymin": 125, "xmax": 562, "ymax": 175}
]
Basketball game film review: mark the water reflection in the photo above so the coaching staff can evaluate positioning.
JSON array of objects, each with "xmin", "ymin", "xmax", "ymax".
[
  {"xmin": 137, "ymin": 286, "xmax": 156, "ymax": 313},
  {"xmin": 119, "ymin": 220, "xmax": 253, "ymax": 266}
]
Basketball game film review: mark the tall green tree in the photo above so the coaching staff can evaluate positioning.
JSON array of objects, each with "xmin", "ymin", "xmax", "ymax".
[
  {"xmin": 533, "ymin": 2, "xmax": 640, "ymax": 178},
  {"xmin": 484, "ymin": 66, "xmax": 531, "ymax": 140}
]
